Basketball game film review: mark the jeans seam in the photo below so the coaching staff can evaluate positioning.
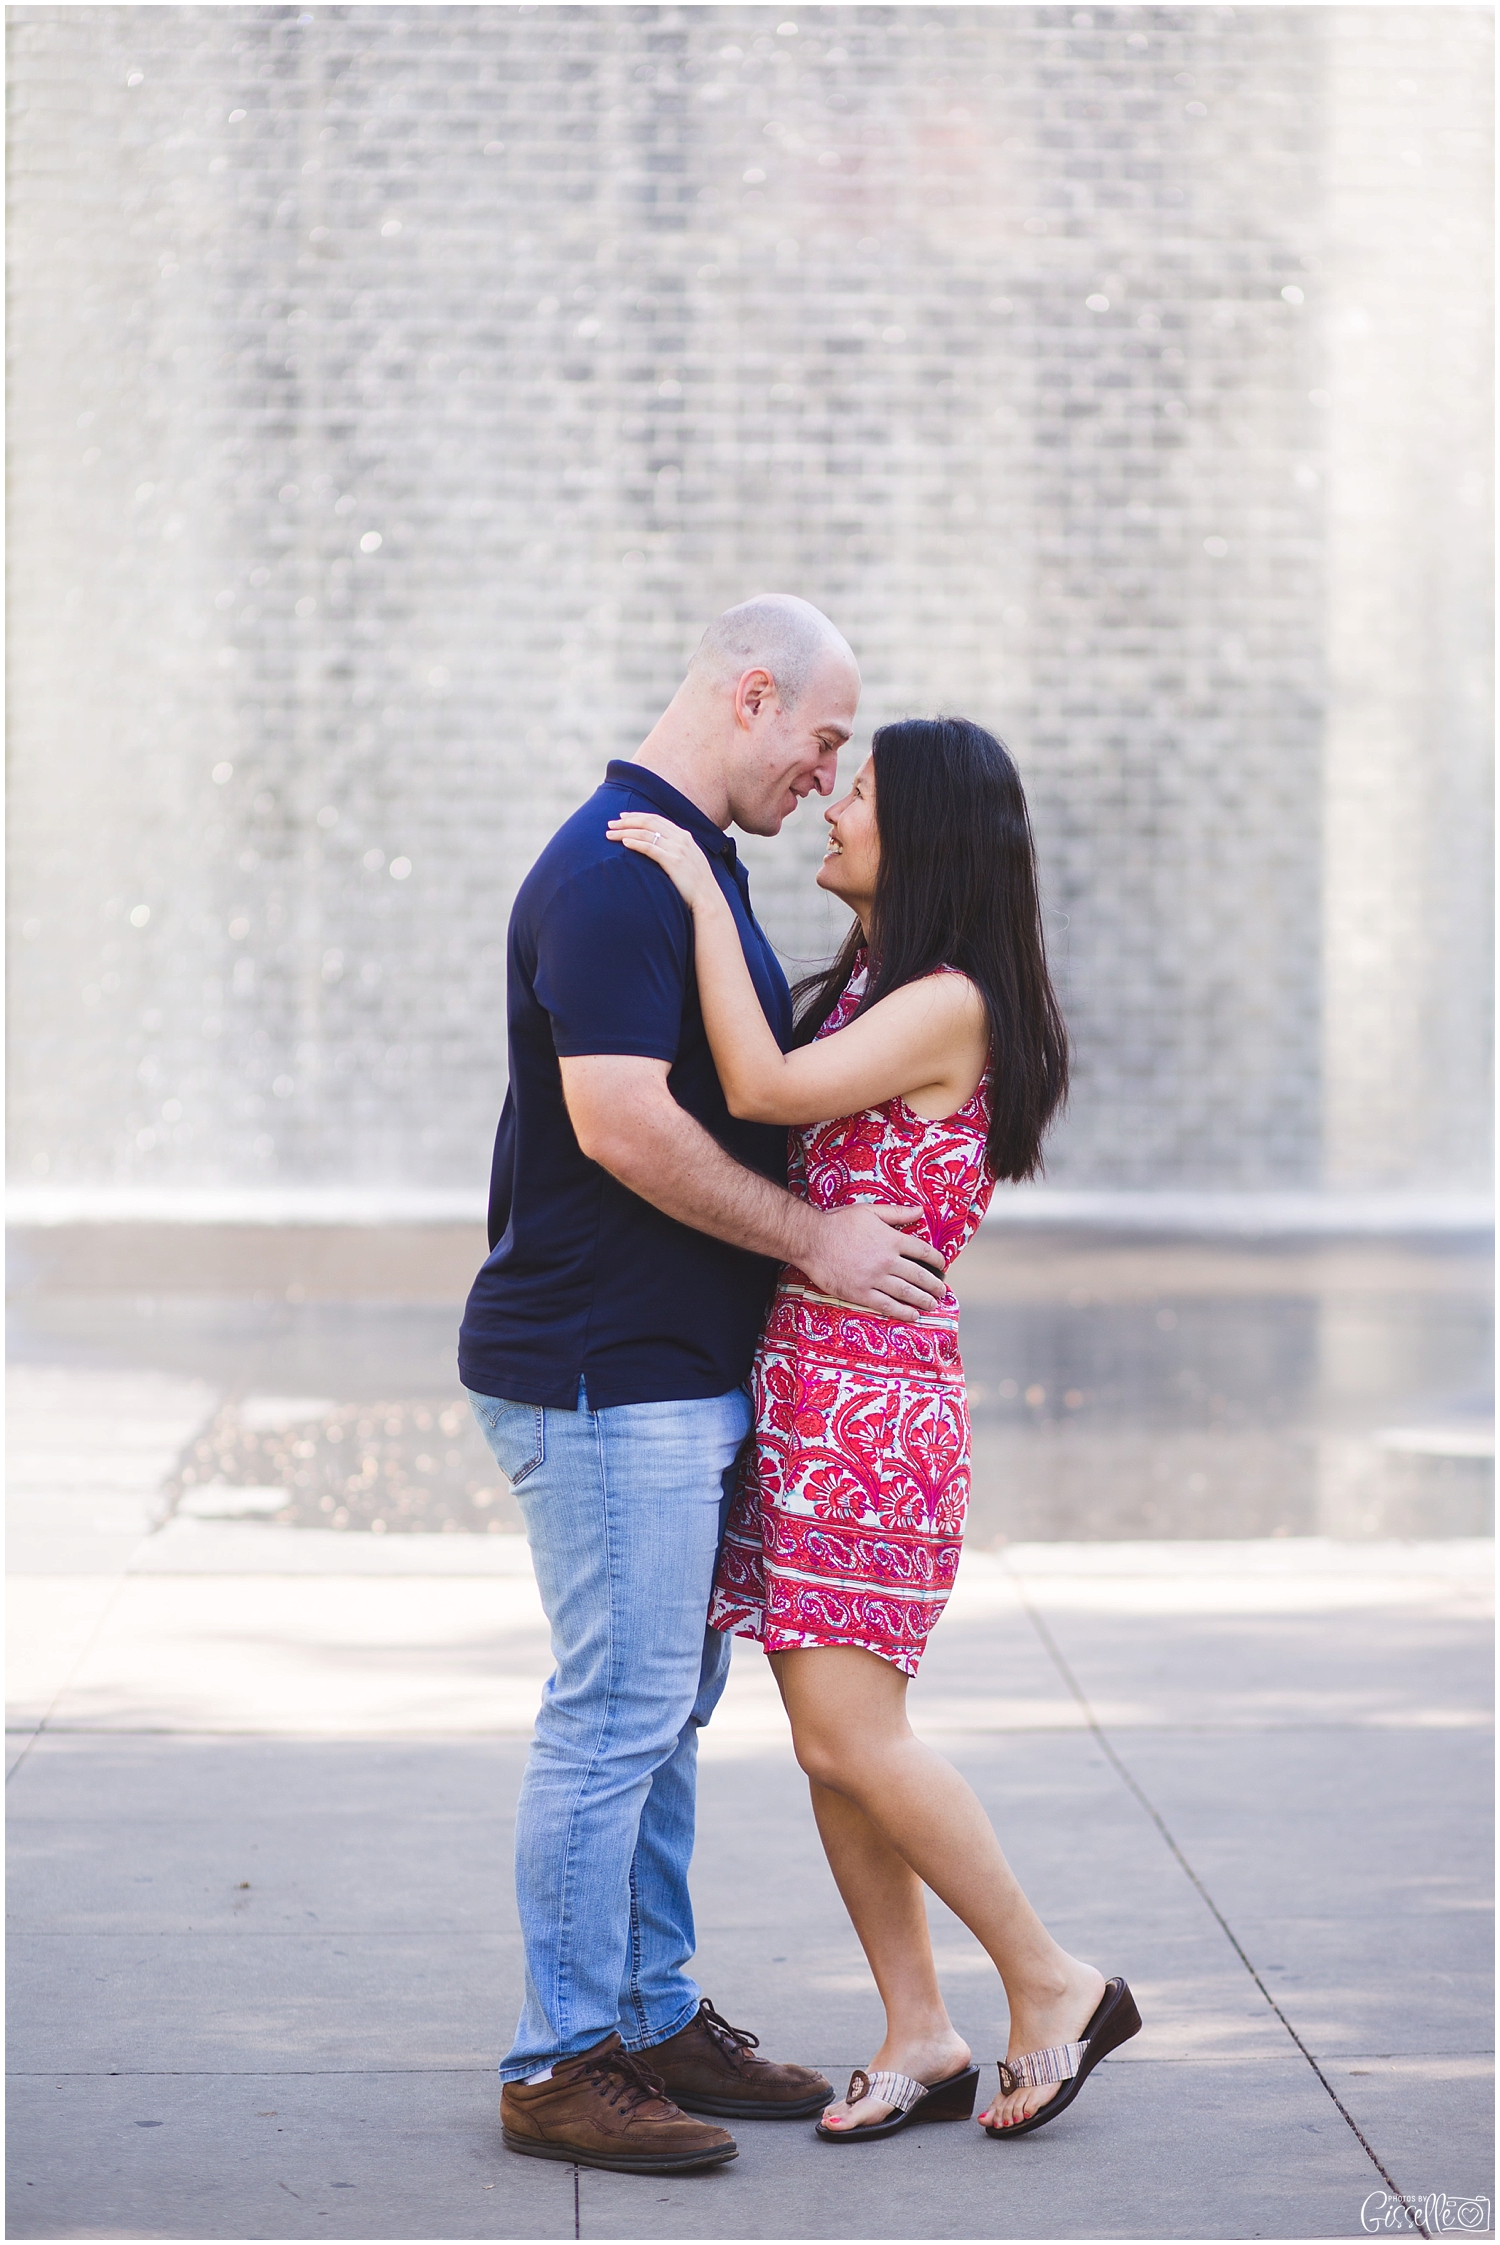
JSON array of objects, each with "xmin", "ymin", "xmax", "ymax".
[
  {"xmin": 545, "ymin": 1393, "xmax": 618, "ymax": 2052},
  {"xmin": 624, "ymin": 1853, "xmax": 648, "ymax": 2044},
  {"xmin": 608, "ymin": 1396, "xmax": 702, "ymax": 2052}
]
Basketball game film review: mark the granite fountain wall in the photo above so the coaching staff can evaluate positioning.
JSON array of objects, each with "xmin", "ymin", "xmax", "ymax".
[{"xmin": 7, "ymin": 5, "xmax": 1492, "ymax": 1201}]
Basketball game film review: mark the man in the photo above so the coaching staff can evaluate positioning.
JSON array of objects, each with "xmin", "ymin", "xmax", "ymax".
[{"xmin": 459, "ymin": 595, "xmax": 946, "ymax": 2175}]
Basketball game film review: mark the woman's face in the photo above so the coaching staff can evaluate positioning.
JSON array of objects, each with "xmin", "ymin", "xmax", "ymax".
[{"xmin": 816, "ymin": 753, "xmax": 880, "ymax": 921}]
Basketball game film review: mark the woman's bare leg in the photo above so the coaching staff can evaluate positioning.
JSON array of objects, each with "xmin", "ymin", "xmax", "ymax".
[
  {"xmin": 804, "ymin": 1777, "xmax": 971, "ymax": 2126},
  {"xmin": 771, "ymin": 1644, "xmax": 1105, "ymax": 2129}
]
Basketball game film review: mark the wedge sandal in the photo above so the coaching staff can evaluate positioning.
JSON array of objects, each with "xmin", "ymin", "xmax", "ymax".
[
  {"xmin": 982, "ymin": 1978, "xmax": 1141, "ymax": 2140},
  {"xmin": 816, "ymin": 2061, "xmax": 980, "ymax": 2143}
]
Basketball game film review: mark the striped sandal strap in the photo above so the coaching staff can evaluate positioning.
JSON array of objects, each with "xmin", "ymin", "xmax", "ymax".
[
  {"xmin": 846, "ymin": 2067, "xmax": 927, "ymax": 2115},
  {"xmin": 996, "ymin": 2039, "xmax": 1088, "ymax": 2096}
]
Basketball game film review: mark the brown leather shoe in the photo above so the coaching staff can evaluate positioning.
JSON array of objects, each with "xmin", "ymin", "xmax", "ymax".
[
  {"xmin": 646, "ymin": 1999, "xmax": 832, "ymax": 2120},
  {"xmin": 500, "ymin": 2033, "xmax": 737, "ymax": 2173}
]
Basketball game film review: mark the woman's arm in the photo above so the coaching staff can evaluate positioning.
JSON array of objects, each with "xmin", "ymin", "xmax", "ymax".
[{"xmin": 607, "ymin": 814, "xmax": 987, "ymax": 1125}]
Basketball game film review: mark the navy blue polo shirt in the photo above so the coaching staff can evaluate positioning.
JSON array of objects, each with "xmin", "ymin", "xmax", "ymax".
[{"xmin": 457, "ymin": 762, "xmax": 793, "ymax": 1410}]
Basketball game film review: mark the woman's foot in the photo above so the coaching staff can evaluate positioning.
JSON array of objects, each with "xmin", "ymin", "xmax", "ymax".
[
  {"xmin": 978, "ymin": 1958, "xmax": 1107, "ymax": 2130},
  {"xmin": 820, "ymin": 2030, "xmax": 972, "ymax": 2132}
]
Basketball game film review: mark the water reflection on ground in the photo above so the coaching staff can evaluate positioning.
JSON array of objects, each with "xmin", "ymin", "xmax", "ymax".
[
  {"xmin": 7, "ymin": 1225, "xmax": 1492, "ymax": 1544},
  {"xmin": 949, "ymin": 1231, "xmax": 1493, "ymax": 1543}
]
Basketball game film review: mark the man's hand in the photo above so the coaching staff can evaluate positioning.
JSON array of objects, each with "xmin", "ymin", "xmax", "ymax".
[{"xmin": 798, "ymin": 1203, "xmax": 947, "ymax": 1319}]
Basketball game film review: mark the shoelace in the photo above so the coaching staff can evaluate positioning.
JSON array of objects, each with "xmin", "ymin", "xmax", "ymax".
[
  {"xmin": 696, "ymin": 1999, "xmax": 761, "ymax": 2070},
  {"xmin": 579, "ymin": 2046, "xmax": 670, "ymax": 2117}
]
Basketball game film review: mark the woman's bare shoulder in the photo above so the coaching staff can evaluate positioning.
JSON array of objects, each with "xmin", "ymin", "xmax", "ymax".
[{"xmin": 862, "ymin": 968, "xmax": 984, "ymax": 1020}]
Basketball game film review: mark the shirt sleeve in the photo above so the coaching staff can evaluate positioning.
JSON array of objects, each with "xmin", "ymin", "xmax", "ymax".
[{"xmin": 533, "ymin": 853, "xmax": 692, "ymax": 1061}]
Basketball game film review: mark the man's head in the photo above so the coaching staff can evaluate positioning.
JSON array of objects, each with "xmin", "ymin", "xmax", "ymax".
[{"xmin": 677, "ymin": 595, "xmax": 861, "ymax": 836}]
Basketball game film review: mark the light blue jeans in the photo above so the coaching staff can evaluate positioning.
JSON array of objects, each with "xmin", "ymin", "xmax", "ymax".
[{"xmin": 468, "ymin": 1380, "xmax": 752, "ymax": 2082}]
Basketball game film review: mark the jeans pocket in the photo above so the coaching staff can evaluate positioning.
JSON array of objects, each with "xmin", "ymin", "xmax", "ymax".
[{"xmin": 470, "ymin": 1395, "xmax": 546, "ymax": 1487}]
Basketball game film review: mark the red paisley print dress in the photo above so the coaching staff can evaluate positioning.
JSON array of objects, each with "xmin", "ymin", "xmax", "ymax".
[{"xmin": 708, "ymin": 955, "xmax": 994, "ymax": 1677}]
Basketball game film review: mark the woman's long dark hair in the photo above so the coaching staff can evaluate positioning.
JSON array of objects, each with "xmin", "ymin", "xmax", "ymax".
[{"xmin": 791, "ymin": 717, "xmax": 1069, "ymax": 1182}]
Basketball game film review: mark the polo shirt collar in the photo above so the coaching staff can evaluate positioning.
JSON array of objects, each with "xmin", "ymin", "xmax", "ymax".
[{"xmin": 605, "ymin": 760, "xmax": 737, "ymax": 861}]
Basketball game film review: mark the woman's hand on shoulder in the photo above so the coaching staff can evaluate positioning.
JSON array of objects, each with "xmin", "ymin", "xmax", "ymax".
[{"xmin": 607, "ymin": 813, "xmax": 720, "ymax": 910}]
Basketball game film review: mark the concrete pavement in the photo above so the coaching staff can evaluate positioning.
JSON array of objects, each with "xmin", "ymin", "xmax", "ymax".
[{"xmin": 7, "ymin": 1356, "xmax": 1494, "ymax": 2240}]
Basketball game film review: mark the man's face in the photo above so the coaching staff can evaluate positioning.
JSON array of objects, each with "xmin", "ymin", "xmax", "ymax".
[{"xmin": 725, "ymin": 648, "xmax": 861, "ymax": 837}]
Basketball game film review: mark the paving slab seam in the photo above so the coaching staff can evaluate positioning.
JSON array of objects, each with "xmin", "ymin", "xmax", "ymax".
[
  {"xmin": 1007, "ymin": 1567, "xmax": 1437, "ymax": 2240},
  {"xmin": 7, "ymin": 1724, "xmax": 539, "ymax": 1743},
  {"xmin": 6, "ymin": 2066, "xmax": 501, "ymax": 2079},
  {"xmin": 4, "ymin": 1577, "xmax": 141, "ymax": 1790},
  {"xmin": 1091, "ymin": 2054, "xmax": 1495, "ymax": 2071},
  {"xmin": 924, "ymin": 1719, "xmax": 1496, "ymax": 1737},
  {"xmin": 14, "ymin": 1719, "xmax": 1495, "ymax": 1743},
  {"xmin": 13, "ymin": 1929, "xmax": 521, "ymax": 1941}
]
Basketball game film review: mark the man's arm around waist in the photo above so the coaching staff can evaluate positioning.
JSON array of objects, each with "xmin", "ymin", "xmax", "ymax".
[{"xmin": 560, "ymin": 1054, "xmax": 944, "ymax": 1323}]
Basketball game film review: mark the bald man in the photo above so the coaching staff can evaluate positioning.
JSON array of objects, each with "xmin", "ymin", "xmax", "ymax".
[{"xmin": 459, "ymin": 598, "xmax": 946, "ymax": 2175}]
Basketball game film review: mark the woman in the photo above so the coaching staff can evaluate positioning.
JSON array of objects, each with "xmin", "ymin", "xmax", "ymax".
[{"xmin": 608, "ymin": 716, "xmax": 1139, "ymax": 2142}]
